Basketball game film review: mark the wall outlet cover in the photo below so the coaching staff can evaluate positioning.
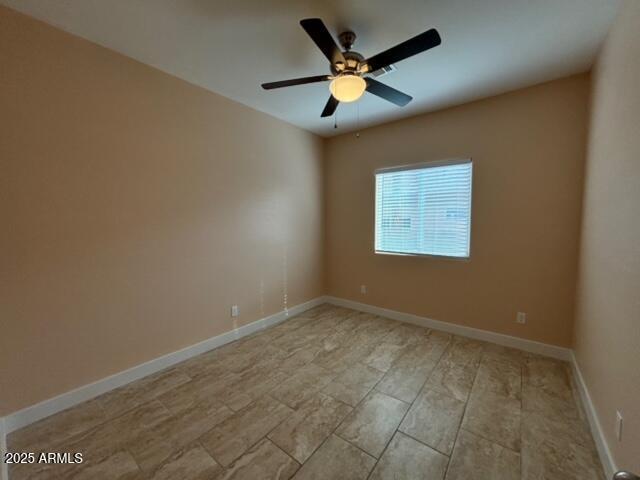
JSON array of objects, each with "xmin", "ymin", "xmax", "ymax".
[{"xmin": 231, "ymin": 305, "xmax": 239, "ymax": 317}]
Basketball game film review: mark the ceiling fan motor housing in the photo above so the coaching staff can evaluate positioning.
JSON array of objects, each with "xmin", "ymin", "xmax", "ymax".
[{"xmin": 331, "ymin": 50, "xmax": 364, "ymax": 76}]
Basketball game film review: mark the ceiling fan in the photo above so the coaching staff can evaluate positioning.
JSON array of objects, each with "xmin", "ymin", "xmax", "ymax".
[{"xmin": 261, "ymin": 18, "xmax": 441, "ymax": 118}]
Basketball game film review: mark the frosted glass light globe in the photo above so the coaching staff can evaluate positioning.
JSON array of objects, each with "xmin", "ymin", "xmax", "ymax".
[{"xmin": 329, "ymin": 75, "xmax": 366, "ymax": 102}]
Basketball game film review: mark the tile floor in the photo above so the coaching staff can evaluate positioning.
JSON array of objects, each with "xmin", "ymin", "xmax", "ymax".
[{"xmin": 7, "ymin": 304, "xmax": 605, "ymax": 480}]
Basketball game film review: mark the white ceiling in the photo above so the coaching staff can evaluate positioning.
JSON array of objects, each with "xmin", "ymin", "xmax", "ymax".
[{"xmin": 2, "ymin": 0, "xmax": 620, "ymax": 137}]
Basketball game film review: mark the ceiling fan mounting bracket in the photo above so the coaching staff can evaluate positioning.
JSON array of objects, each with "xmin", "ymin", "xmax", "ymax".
[{"xmin": 338, "ymin": 31, "xmax": 357, "ymax": 51}]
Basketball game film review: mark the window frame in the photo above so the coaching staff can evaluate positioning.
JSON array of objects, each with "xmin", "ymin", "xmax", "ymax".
[{"xmin": 373, "ymin": 158, "xmax": 473, "ymax": 260}]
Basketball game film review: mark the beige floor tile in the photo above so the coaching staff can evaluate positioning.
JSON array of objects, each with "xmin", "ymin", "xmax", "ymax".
[
  {"xmin": 8, "ymin": 399, "xmax": 107, "ymax": 453},
  {"xmin": 317, "ymin": 328, "xmax": 353, "ymax": 349},
  {"xmin": 522, "ymin": 409, "xmax": 594, "ymax": 450},
  {"xmin": 363, "ymin": 342, "xmax": 411, "ymax": 372},
  {"xmin": 428, "ymin": 329, "xmax": 453, "ymax": 346},
  {"xmin": 399, "ymin": 389, "xmax": 465, "ymax": 455},
  {"xmin": 271, "ymin": 329, "xmax": 329, "ymax": 355},
  {"xmin": 461, "ymin": 390, "xmax": 521, "ymax": 451},
  {"xmin": 305, "ymin": 304, "xmax": 337, "ymax": 318},
  {"xmin": 335, "ymin": 391, "xmax": 409, "ymax": 458},
  {"xmin": 278, "ymin": 344, "xmax": 324, "ymax": 375},
  {"xmin": 144, "ymin": 445, "xmax": 221, "ymax": 480},
  {"xmin": 69, "ymin": 451, "xmax": 140, "ymax": 480},
  {"xmin": 404, "ymin": 336, "xmax": 450, "ymax": 365},
  {"xmin": 522, "ymin": 437, "xmax": 603, "ymax": 480},
  {"xmin": 336, "ymin": 362, "xmax": 385, "ymax": 387},
  {"xmin": 199, "ymin": 395, "xmax": 293, "ymax": 467},
  {"xmin": 312, "ymin": 341, "xmax": 373, "ymax": 373},
  {"xmin": 481, "ymin": 343, "xmax": 526, "ymax": 367},
  {"xmin": 8, "ymin": 463, "xmax": 60, "ymax": 480},
  {"xmin": 323, "ymin": 362, "xmax": 385, "ymax": 406},
  {"xmin": 372, "ymin": 324, "xmax": 416, "ymax": 348},
  {"xmin": 292, "ymin": 435, "xmax": 376, "ymax": 480},
  {"xmin": 424, "ymin": 359, "xmax": 477, "ymax": 402},
  {"xmin": 376, "ymin": 341, "xmax": 447, "ymax": 403},
  {"xmin": 208, "ymin": 344, "xmax": 286, "ymax": 377},
  {"xmin": 323, "ymin": 381, "xmax": 370, "ymax": 407},
  {"xmin": 268, "ymin": 393, "xmax": 352, "ymax": 463},
  {"xmin": 220, "ymin": 368, "xmax": 289, "ymax": 411},
  {"xmin": 369, "ymin": 432, "xmax": 448, "ymax": 480},
  {"xmin": 521, "ymin": 410, "xmax": 603, "ymax": 480},
  {"xmin": 375, "ymin": 364, "xmax": 433, "ymax": 404},
  {"xmin": 212, "ymin": 439, "xmax": 299, "ymax": 480},
  {"xmin": 439, "ymin": 336, "xmax": 485, "ymax": 369},
  {"xmin": 270, "ymin": 363, "xmax": 337, "ymax": 409},
  {"xmin": 522, "ymin": 383, "xmax": 581, "ymax": 419},
  {"xmin": 446, "ymin": 430, "xmax": 520, "ymax": 480},
  {"xmin": 33, "ymin": 400, "xmax": 173, "ymax": 479},
  {"xmin": 238, "ymin": 332, "xmax": 278, "ymax": 349},
  {"xmin": 472, "ymin": 357, "xmax": 522, "ymax": 401},
  {"xmin": 157, "ymin": 371, "xmax": 239, "ymax": 414},
  {"xmin": 394, "ymin": 323, "xmax": 434, "ymax": 344},
  {"xmin": 7, "ymin": 305, "xmax": 606, "ymax": 480},
  {"xmin": 290, "ymin": 324, "xmax": 334, "ymax": 343},
  {"xmin": 245, "ymin": 319, "xmax": 305, "ymax": 344},
  {"xmin": 303, "ymin": 314, "xmax": 344, "ymax": 334},
  {"xmin": 127, "ymin": 401, "xmax": 234, "ymax": 471},
  {"xmin": 333, "ymin": 313, "xmax": 368, "ymax": 333},
  {"xmin": 97, "ymin": 368, "xmax": 192, "ymax": 417},
  {"xmin": 351, "ymin": 320, "xmax": 398, "ymax": 347},
  {"xmin": 523, "ymin": 355, "xmax": 574, "ymax": 400},
  {"xmin": 305, "ymin": 330, "xmax": 351, "ymax": 367},
  {"xmin": 522, "ymin": 445, "xmax": 603, "ymax": 480}
]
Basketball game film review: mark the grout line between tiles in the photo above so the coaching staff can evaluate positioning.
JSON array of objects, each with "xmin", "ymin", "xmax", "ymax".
[
  {"xmin": 311, "ymin": 320, "xmax": 418, "ymax": 471},
  {"xmin": 363, "ymin": 331, "xmax": 453, "ymax": 479},
  {"xmin": 266, "ymin": 438, "xmax": 303, "ymax": 470},
  {"xmin": 442, "ymin": 343, "xmax": 484, "ymax": 480}
]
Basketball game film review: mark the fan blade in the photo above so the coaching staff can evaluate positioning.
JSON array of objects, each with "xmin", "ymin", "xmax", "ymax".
[
  {"xmin": 300, "ymin": 18, "xmax": 345, "ymax": 65},
  {"xmin": 365, "ymin": 78, "xmax": 412, "ymax": 106},
  {"xmin": 365, "ymin": 28, "xmax": 441, "ymax": 72},
  {"xmin": 262, "ymin": 75, "xmax": 330, "ymax": 90},
  {"xmin": 321, "ymin": 95, "xmax": 339, "ymax": 117}
]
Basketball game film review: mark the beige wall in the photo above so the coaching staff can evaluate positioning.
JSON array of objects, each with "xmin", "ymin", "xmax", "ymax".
[
  {"xmin": 0, "ymin": 7, "xmax": 324, "ymax": 416},
  {"xmin": 574, "ymin": 0, "xmax": 640, "ymax": 472},
  {"xmin": 325, "ymin": 74, "xmax": 589, "ymax": 348}
]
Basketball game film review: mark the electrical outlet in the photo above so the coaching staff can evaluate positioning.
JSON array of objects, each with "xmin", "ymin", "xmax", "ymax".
[
  {"xmin": 516, "ymin": 312, "xmax": 526, "ymax": 324},
  {"xmin": 360, "ymin": 285, "xmax": 367, "ymax": 294},
  {"xmin": 231, "ymin": 305, "xmax": 239, "ymax": 317},
  {"xmin": 616, "ymin": 411, "xmax": 623, "ymax": 441}
]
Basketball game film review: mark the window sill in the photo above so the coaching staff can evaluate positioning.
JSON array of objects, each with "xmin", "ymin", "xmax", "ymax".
[{"xmin": 374, "ymin": 250, "xmax": 471, "ymax": 262}]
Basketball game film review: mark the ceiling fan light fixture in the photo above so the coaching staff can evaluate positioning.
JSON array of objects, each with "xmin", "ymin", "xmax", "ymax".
[{"xmin": 329, "ymin": 75, "xmax": 366, "ymax": 103}]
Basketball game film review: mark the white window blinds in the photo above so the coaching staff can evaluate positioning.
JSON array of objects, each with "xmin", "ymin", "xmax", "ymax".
[{"xmin": 375, "ymin": 160, "xmax": 472, "ymax": 258}]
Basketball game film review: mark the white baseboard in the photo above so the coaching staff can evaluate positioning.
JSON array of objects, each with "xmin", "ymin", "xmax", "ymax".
[
  {"xmin": 324, "ymin": 296, "xmax": 572, "ymax": 361},
  {"xmin": 3, "ymin": 297, "xmax": 325, "ymax": 436},
  {"xmin": 0, "ymin": 417, "xmax": 7, "ymax": 480},
  {"xmin": 570, "ymin": 352, "xmax": 617, "ymax": 478}
]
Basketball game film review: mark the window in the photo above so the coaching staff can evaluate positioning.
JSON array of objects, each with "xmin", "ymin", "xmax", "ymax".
[{"xmin": 375, "ymin": 159, "xmax": 473, "ymax": 258}]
